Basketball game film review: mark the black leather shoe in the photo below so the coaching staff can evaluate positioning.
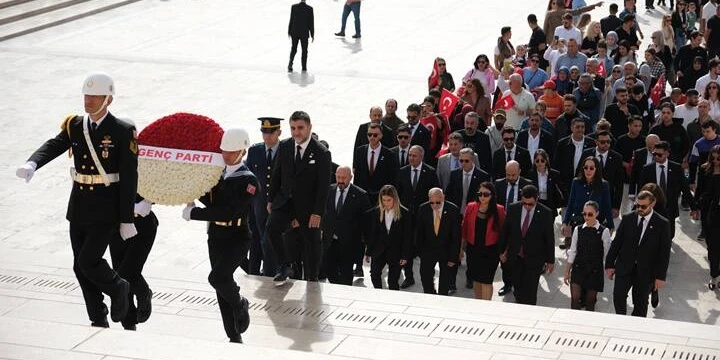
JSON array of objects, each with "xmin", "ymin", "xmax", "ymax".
[
  {"xmin": 301, "ymin": 68, "xmax": 307, "ymax": 72},
  {"xmin": 498, "ymin": 285, "xmax": 512, "ymax": 296},
  {"xmin": 287, "ymin": 66, "xmax": 293, "ymax": 72},
  {"xmin": 229, "ymin": 335, "xmax": 243, "ymax": 343},
  {"xmin": 273, "ymin": 265, "xmax": 293, "ymax": 286},
  {"xmin": 651, "ymin": 289, "xmax": 659, "ymax": 308},
  {"xmin": 352, "ymin": 34, "xmax": 361, "ymax": 38},
  {"xmin": 110, "ymin": 279, "xmax": 130, "ymax": 322},
  {"xmin": 334, "ymin": 32, "xmax": 345, "ymax": 37},
  {"xmin": 91, "ymin": 318, "xmax": 109, "ymax": 328},
  {"xmin": 353, "ymin": 267, "xmax": 364, "ymax": 278},
  {"xmin": 234, "ymin": 297, "xmax": 250, "ymax": 334},
  {"xmin": 123, "ymin": 323, "xmax": 137, "ymax": 331},
  {"xmin": 136, "ymin": 288, "xmax": 152, "ymax": 323},
  {"xmin": 400, "ymin": 278, "xmax": 415, "ymax": 289}
]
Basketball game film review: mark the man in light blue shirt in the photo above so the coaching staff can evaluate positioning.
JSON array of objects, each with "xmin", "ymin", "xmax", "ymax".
[{"xmin": 554, "ymin": 39, "xmax": 588, "ymax": 74}]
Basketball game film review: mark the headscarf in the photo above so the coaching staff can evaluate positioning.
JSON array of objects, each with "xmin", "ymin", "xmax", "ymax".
[
  {"xmin": 605, "ymin": 31, "xmax": 619, "ymax": 53},
  {"xmin": 554, "ymin": 66, "xmax": 572, "ymax": 95}
]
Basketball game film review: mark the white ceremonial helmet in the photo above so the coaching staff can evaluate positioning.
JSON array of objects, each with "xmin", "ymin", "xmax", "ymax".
[
  {"xmin": 82, "ymin": 72, "xmax": 115, "ymax": 96},
  {"xmin": 220, "ymin": 128, "xmax": 250, "ymax": 151}
]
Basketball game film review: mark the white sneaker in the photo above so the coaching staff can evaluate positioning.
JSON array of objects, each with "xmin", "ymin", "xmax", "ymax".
[{"xmin": 710, "ymin": 277, "xmax": 718, "ymax": 291}]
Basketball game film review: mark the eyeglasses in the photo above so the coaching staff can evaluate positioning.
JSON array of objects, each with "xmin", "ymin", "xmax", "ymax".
[
  {"xmin": 652, "ymin": 152, "xmax": 666, "ymax": 157},
  {"xmin": 397, "ymin": 135, "xmax": 409, "ymax": 139},
  {"xmin": 429, "ymin": 201, "xmax": 442, "ymax": 205},
  {"xmin": 709, "ymin": 86, "xmax": 719, "ymax": 90},
  {"xmin": 636, "ymin": 204, "xmax": 650, "ymax": 210},
  {"xmin": 438, "ymin": 63, "xmax": 446, "ymax": 67},
  {"xmin": 598, "ymin": 140, "xmax": 611, "ymax": 144},
  {"xmin": 367, "ymin": 133, "xmax": 380, "ymax": 138},
  {"xmin": 584, "ymin": 166, "xmax": 596, "ymax": 170},
  {"xmin": 582, "ymin": 212, "xmax": 596, "ymax": 217},
  {"xmin": 478, "ymin": 192, "xmax": 492, "ymax": 198},
  {"xmin": 535, "ymin": 158, "xmax": 546, "ymax": 163},
  {"xmin": 503, "ymin": 137, "xmax": 515, "ymax": 142},
  {"xmin": 459, "ymin": 159, "xmax": 471, "ymax": 163}
]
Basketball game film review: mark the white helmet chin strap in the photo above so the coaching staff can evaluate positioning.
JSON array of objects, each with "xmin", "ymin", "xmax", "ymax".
[{"xmin": 89, "ymin": 95, "xmax": 110, "ymax": 116}]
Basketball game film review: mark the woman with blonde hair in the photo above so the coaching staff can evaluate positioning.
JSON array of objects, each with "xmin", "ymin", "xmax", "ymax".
[
  {"xmin": 581, "ymin": 21, "xmax": 603, "ymax": 57},
  {"xmin": 660, "ymin": 16, "xmax": 675, "ymax": 54},
  {"xmin": 365, "ymin": 185, "xmax": 412, "ymax": 290}
]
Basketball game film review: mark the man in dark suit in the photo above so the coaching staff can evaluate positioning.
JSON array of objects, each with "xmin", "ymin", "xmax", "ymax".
[
  {"xmin": 245, "ymin": 117, "xmax": 283, "ymax": 277},
  {"xmin": 494, "ymin": 161, "xmax": 532, "ymax": 296},
  {"xmin": 353, "ymin": 106, "xmax": 397, "ymax": 150},
  {"xmin": 628, "ymin": 134, "xmax": 659, "ymax": 199},
  {"xmin": 553, "ymin": 118, "xmax": 595, "ymax": 192},
  {"xmin": 554, "ymin": 94, "xmax": 592, "ymax": 142},
  {"xmin": 415, "ymin": 188, "xmax": 461, "ymax": 295},
  {"xmin": 322, "ymin": 166, "xmax": 372, "ymax": 285},
  {"xmin": 637, "ymin": 141, "xmax": 693, "ymax": 240},
  {"xmin": 288, "ymin": 0, "xmax": 314, "ymax": 72},
  {"xmin": 600, "ymin": 3, "xmax": 623, "ymax": 37},
  {"xmin": 389, "ymin": 125, "xmax": 412, "ymax": 169},
  {"xmin": 267, "ymin": 111, "xmax": 332, "ymax": 284},
  {"xmin": 406, "ymin": 103, "xmax": 432, "ymax": 160},
  {"xmin": 395, "ymin": 145, "xmax": 439, "ymax": 288},
  {"xmin": 498, "ymin": 185, "xmax": 556, "ymax": 306},
  {"xmin": 353, "ymin": 123, "xmax": 398, "ymax": 202},
  {"xmin": 492, "ymin": 127, "xmax": 532, "ymax": 179},
  {"xmin": 446, "ymin": 148, "xmax": 491, "ymax": 214},
  {"xmin": 578, "ymin": 130, "xmax": 625, "ymax": 218},
  {"xmin": 606, "ymin": 190, "xmax": 671, "ymax": 317},
  {"xmin": 516, "ymin": 112, "xmax": 555, "ymax": 160},
  {"xmin": 458, "ymin": 112, "xmax": 493, "ymax": 174}
]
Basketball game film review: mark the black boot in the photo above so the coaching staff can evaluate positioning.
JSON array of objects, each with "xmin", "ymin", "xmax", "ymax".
[
  {"xmin": 233, "ymin": 296, "xmax": 250, "ymax": 334},
  {"xmin": 110, "ymin": 278, "xmax": 130, "ymax": 322},
  {"xmin": 136, "ymin": 288, "xmax": 152, "ymax": 323}
]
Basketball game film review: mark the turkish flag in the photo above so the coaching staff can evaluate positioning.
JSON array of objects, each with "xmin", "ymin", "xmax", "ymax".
[
  {"xmin": 494, "ymin": 93, "xmax": 515, "ymax": 110},
  {"xmin": 439, "ymin": 89, "xmax": 460, "ymax": 121},
  {"xmin": 420, "ymin": 115, "xmax": 440, "ymax": 149},
  {"xmin": 597, "ymin": 62, "xmax": 606, "ymax": 77},
  {"xmin": 650, "ymin": 75, "xmax": 666, "ymax": 107},
  {"xmin": 428, "ymin": 58, "xmax": 440, "ymax": 89}
]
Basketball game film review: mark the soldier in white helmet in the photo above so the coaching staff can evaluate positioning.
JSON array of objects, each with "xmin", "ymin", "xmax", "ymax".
[
  {"xmin": 181, "ymin": 127, "xmax": 258, "ymax": 344},
  {"xmin": 15, "ymin": 72, "xmax": 138, "ymax": 327}
]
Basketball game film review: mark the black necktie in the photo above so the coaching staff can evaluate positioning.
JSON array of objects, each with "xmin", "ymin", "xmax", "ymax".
[
  {"xmin": 506, "ymin": 151, "xmax": 512, "ymax": 163},
  {"xmin": 659, "ymin": 165, "xmax": 667, "ymax": 192},
  {"xmin": 598, "ymin": 154, "xmax": 604, "ymax": 168},
  {"xmin": 336, "ymin": 187, "xmax": 345, "ymax": 215},
  {"xmin": 90, "ymin": 121, "xmax": 97, "ymax": 133},
  {"xmin": 295, "ymin": 145, "xmax": 302, "ymax": 165},
  {"xmin": 637, "ymin": 216, "xmax": 645, "ymax": 245},
  {"xmin": 401, "ymin": 149, "xmax": 406, "ymax": 166},
  {"xmin": 507, "ymin": 182, "xmax": 515, "ymax": 205},
  {"xmin": 267, "ymin": 148, "xmax": 273, "ymax": 166},
  {"xmin": 412, "ymin": 169, "xmax": 419, "ymax": 190}
]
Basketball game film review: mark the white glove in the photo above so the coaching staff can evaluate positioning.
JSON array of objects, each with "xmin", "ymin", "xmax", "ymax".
[
  {"xmin": 16, "ymin": 161, "xmax": 37, "ymax": 183},
  {"xmin": 182, "ymin": 202, "xmax": 196, "ymax": 221},
  {"xmin": 134, "ymin": 200, "xmax": 152, "ymax": 217},
  {"xmin": 119, "ymin": 223, "xmax": 138, "ymax": 240}
]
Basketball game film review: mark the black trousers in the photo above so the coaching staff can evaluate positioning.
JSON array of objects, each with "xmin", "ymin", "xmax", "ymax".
[
  {"xmin": 207, "ymin": 234, "xmax": 250, "ymax": 340},
  {"xmin": 420, "ymin": 250, "xmax": 451, "ymax": 295},
  {"xmin": 707, "ymin": 210, "xmax": 720, "ymax": 278},
  {"xmin": 323, "ymin": 237, "xmax": 357, "ymax": 285},
  {"xmin": 500, "ymin": 258, "xmax": 513, "ymax": 288},
  {"xmin": 266, "ymin": 203, "xmax": 322, "ymax": 281},
  {"xmin": 613, "ymin": 265, "xmax": 653, "ymax": 317},
  {"xmin": 511, "ymin": 257, "xmax": 543, "ymax": 305},
  {"xmin": 370, "ymin": 250, "xmax": 401, "ymax": 290},
  {"xmin": 109, "ymin": 213, "xmax": 157, "ymax": 327},
  {"xmin": 289, "ymin": 36, "xmax": 309, "ymax": 69},
  {"xmin": 69, "ymin": 222, "xmax": 125, "ymax": 323},
  {"xmin": 248, "ymin": 208, "xmax": 276, "ymax": 277}
]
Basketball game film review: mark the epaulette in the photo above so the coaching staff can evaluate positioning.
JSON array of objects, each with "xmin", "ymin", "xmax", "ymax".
[{"xmin": 60, "ymin": 114, "xmax": 77, "ymax": 158}]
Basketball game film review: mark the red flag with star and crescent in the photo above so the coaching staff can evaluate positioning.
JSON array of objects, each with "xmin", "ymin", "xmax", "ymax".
[
  {"xmin": 420, "ymin": 115, "xmax": 440, "ymax": 149},
  {"xmin": 439, "ymin": 89, "xmax": 459, "ymax": 121},
  {"xmin": 650, "ymin": 75, "xmax": 666, "ymax": 107},
  {"xmin": 428, "ymin": 58, "xmax": 440, "ymax": 89},
  {"xmin": 597, "ymin": 61, "xmax": 606, "ymax": 77},
  {"xmin": 494, "ymin": 93, "xmax": 515, "ymax": 110}
]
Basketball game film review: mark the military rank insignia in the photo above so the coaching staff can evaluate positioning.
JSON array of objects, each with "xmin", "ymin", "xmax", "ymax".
[{"xmin": 101, "ymin": 136, "xmax": 112, "ymax": 159}]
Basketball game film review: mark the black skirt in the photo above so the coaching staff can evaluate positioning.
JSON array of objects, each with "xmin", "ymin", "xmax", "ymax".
[{"xmin": 571, "ymin": 263, "xmax": 604, "ymax": 292}]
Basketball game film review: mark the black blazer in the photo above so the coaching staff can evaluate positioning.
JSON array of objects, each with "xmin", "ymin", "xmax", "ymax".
[
  {"xmin": 193, "ymin": 166, "xmax": 258, "ymax": 239},
  {"xmin": 638, "ymin": 161, "xmax": 693, "ymax": 220},
  {"xmin": 605, "ymin": 211, "xmax": 671, "ymax": 282},
  {"xmin": 269, "ymin": 138, "xmax": 332, "ymax": 219},
  {"xmin": 497, "ymin": 202, "xmax": 555, "ymax": 268},
  {"xmin": 516, "ymin": 129, "xmax": 556, "ymax": 160},
  {"xmin": 494, "ymin": 177, "xmax": 533, "ymax": 207},
  {"xmin": 552, "ymin": 135, "xmax": 595, "ymax": 186},
  {"xmin": 354, "ymin": 122, "xmax": 397, "ymax": 150},
  {"xmin": 395, "ymin": 163, "xmax": 439, "ymax": 216},
  {"xmin": 414, "ymin": 201, "xmax": 462, "ymax": 263},
  {"xmin": 492, "ymin": 146, "xmax": 532, "ymax": 179},
  {"xmin": 446, "ymin": 167, "xmax": 491, "ymax": 210},
  {"xmin": 629, "ymin": 148, "xmax": 652, "ymax": 195},
  {"xmin": 389, "ymin": 146, "xmax": 411, "ymax": 168},
  {"xmin": 288, "ymin": 1, "xmax": 314, "ymax": 38},
  {"xmin": 528, "ymin": 168, "xmax": 565, "ymax": 209},
  {"xmin": 322, "ymin": 184, "xmax": 372, "ymax": 245},
  {"xmin": 365, "ymin": 205, "xmax": 413, "ymax": 261},
  {"xmin": 352, "ymin": 145, "xmax": 398, "ymax": 197},
  {"xmin": 459, "ymin": 129, "xmax": 493, "ymax": 174},
  {"xmin": 577, "ymin": 148, "xmax": 626, "ymax": 210},
  {"xmin": 409, "ymin": 123, "xmax": 432, "ymax": 162}
]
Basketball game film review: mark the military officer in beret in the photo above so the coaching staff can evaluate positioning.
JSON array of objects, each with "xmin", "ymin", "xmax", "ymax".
[
  {"xmin": 16, "ymin": 72, "xmax": 137, "ymax": 327},
  {"xmin": 182, "ymin": 128, "xmax": 258, "ymax": 344},
  {"xmin": 245, "ymin": 117, "xmax": 282, "ymax": 277}
]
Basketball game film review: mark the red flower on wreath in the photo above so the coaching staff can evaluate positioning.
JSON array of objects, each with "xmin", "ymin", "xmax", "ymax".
[{"xmin": 138, "ymin": 112, "xmax": 224, "ymax": 153}]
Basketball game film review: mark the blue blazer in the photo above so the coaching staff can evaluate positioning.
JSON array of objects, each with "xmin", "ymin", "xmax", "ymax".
[{"xmin": 562, "ymin": 178, "xmax": 614, "ymax": 229}]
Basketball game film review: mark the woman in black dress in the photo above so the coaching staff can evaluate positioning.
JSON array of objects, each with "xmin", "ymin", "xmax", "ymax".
[
  {"xmin": 564, "ymin": 200, "xmax": 611, "ymax": 311},
  {"xmin": 694, "ymin": 145, "xmax": 720, "ymax": 290},
  {"xmin": 528, "ymin": 149, "xmax": 565, "ymax": 216},
  {"xmin": 461, "ymin": 182, "xmax": 506, "ymax": 300}
]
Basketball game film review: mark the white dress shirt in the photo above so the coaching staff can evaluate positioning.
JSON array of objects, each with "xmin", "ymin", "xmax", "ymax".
[
  {"xmin": 504, "ymin": 144, "xmax": 517, "ymax": 161},
  {"xmin": 506, "ymin": 181, "xmax": 520, "ymax": 203},
  {"xmin": 398, "ymin": 145, "xmax": 410, "ymax": 165},
  {"xmin": 527, "ymin": 131, "xmax": 541, "ymax": 158},
  {"xmin": 655, "ymin": 160, "xmax": 668, "ymax": 184},
  {"xmin": 537, "ymin": 170, "xmax": 548, "ymax": 200},
  {"xmin": 295, "ymin": 137, "xmax": 311, "ymax": 158},
  {"xmin": 384, "ymin": 209, "xmax": 395, "ymax": 232},
  {"xmin": 595, "ymin": 149, "xmax": 608, "ymax": 167},
  {"xmin": 410, "ymin": 165, "xmax": 423, "ymax": 183},
  {"xmin": 572, "ymin": 137, "xmax": 586, "ymax": 173},
  {"xmin": 637, "ymin": 210, "xmax": 654, "ymax": 243},
  {"xmin": 644, "ymin": 149, "xmax": 654, "ymax": 166},
  {"xmin": 224, "ymin": 163, "xmax": 242, "ymax": 179},
  {"xmin": 367, "ymin": 143, "xmax": 381, "ymax": 170},
  {"xmin": 567, "ymin": 222, "xmax": 612, "ymax": 263},
  {"xmin": 521, "ymin": 205, "xmax": 536, "ymax": 228},
  {"xmin": 335, "ymin": 186, "xmax": 348, "ymax": 208}
]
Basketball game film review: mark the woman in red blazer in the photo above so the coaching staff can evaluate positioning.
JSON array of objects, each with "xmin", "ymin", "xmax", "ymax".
[{"xmin": 462, "ymin": 181, "xmax": 506, "ymax": 300}]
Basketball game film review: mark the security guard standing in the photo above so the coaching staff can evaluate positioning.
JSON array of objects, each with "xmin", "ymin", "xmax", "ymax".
[
  {"xmin": 245, "ymin": 117, "xmax": 282, "ymax": 277},
  {"xmin": 109, "ymin": 195, "xmax": 157, "ymax": 330},
  {"xmin": 16, "ymin": 72, "xmax": 137, "ymax": 326},
  {"xmin": 182, "ymin": 128, "xmax": 257, "ymax": 344}
]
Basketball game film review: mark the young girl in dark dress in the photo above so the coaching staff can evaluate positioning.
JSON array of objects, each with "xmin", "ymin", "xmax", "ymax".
[{"xmin": 695, "ymin": 145, "xmax": 720, "ymax": 290}]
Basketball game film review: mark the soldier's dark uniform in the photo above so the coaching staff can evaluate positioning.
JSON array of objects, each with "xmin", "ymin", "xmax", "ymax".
[
  {"xmin": 109, "ymin": 195, "xmax": 157, "ymax": 330},
  {"xmin": 27, "ymin": 113, "xmax": 137, "ymax": 324},
  {"xmin": 189, "ymin": 164, "xmax": 258, "ymax": 343}
]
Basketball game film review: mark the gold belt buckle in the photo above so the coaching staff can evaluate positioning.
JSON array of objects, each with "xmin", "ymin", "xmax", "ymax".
[{"xmin": 214, "ymin": 219, "xmax": 242, "ymax": 227}]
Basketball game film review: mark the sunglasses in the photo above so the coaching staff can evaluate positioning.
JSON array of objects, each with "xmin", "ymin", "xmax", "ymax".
[
  {"xmin": 598, "ymin": 140, "xmax": 611, "ymax": 144},
  {"xmin": 636, "ymin": 204, "xmax": 650, "ymax": 210},
  {"xmin": 478, "ymin": 192, "xmax": 492, "ymax": 198},
  {"xmin": 652, "ymin": 152, "xmax": 666, "ymax": 157},
  {"xmin": 535, "ymin": 158, "xmax": 546, "ymax": 163},
  {"xmin": 367, "ymin": 133, "xmax": 380, "ymax": 138},
  {"xmin": 429, "ymin": 201, "xmax": 442, "ymax": 205},
  {"xmin": 459, "ymin": 159, "xmax": 471, "ymax": 163},
  {"xmin": 584, "ymin": 166, "xmax": 596, "ymax": 170},
  {"xmin": 503, "ymin": 137, "xmax": 515, "ymax": 142},
  {"xmin": 397, "ymin": 135, "xmax": 409, "ymax": 139},
  {"xmin": 709, "ymin": 86, "xmax": 719, "ymax": 90},
  {"xmin": 438, "ymin": 63, "xmax": 446, "ymax": 67},
  {"xmin": 582, "ymin": 212, "xmax": 596, "ymax": 217}
]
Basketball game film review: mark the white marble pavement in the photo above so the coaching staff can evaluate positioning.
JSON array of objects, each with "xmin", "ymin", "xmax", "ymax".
[{"xmin": 0, "ymin": 0, "xmax": 718, "ymax": 359}]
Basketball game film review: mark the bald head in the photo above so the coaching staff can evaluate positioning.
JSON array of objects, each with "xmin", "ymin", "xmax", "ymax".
[
  {"xmin": 335, "ymin": 166, "xmax": 353, "ymax": 189},
  {"xmin": 506, "ymin": 160, "xmax": 520, "ymax": 183},
  {"xmin": 428, "ymin": 187, "xmax": 445, "ymax": 210},
  {"xmin": 646, "ymin": 134, "xmax": 660, "ymax": 151}
]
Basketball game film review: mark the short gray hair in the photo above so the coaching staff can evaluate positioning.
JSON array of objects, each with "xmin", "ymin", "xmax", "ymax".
[{"xmin": 410, "ymin": 145, "xmax": 425, "ymax": 157}]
